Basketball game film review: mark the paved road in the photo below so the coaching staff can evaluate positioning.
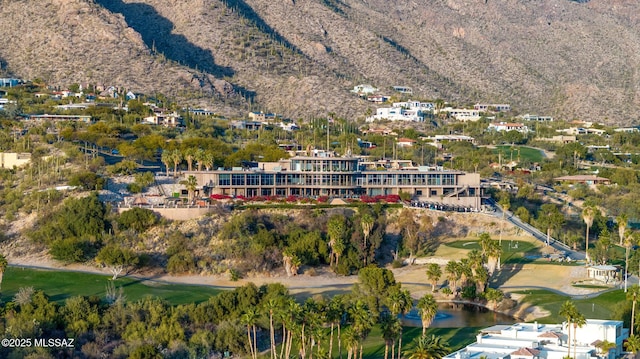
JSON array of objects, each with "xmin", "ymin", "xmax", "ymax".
[{"xmin": 486, "ymin": 199, "xmax": 584, "ymax": 260}]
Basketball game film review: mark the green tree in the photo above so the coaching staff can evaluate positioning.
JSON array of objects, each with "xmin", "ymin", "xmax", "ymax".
[
  {"xmin": 170, "ymin": 148, "xmax": 182, "ymax": 176},
  {"xmin": 479, "ymin": 232, "xmax": 501, "ymax": 275},
  {"xmin": 417, "ymin": 294, "xmax": 438, "ymax": 336},
  {"xmin": 537, "ymin": 203, "xmax": 565, "ymax": 246},
  {"xmin": 425, "ymin": 263, "xmax": 442, "ymax": 291},
  {"xmin": 327, "ymin": 215, "xmax": 347, "ymax": 269},
  {"xmin": 628, "ymin": 285, "xmax": 640, "ymax": 336},
  {"xmin": 406, "ymin": 335, "xmax": 450, "ymax": 359},
  {"xmin": 360, "ymin": 211, "xmax": 375, "ymax": 266},
  {"xmin": 618, "ymin": 214, "xmax": 628, "ymax": 246},
  {"xmin": 626, "ymin": 335, "xmax": 640, "ymax": 359},
  {"xmin": 380, "ymin": 313, "xmax": 402, "ymax": 359},
  {"xmin": 96, "ymin": 245, "xmax": 139, "ymax": 279},
  {"xmin": 0, "ymin": 253, "xmax": 7, "ymax": 292},
  {"xmin": 582, "ymin": 206, "xmax": 596, "ymax": 262},
  {"xmin": 180, "ymin": 175, "xmax": 198, "ymax": 202},
  {"xmin": 559, "ymin": 301, "xmax": 581, "ymax": 358},
  {"xmin": 161, "ymin": 149, "xmax": 172, "ymax": 176},
  {"xmin": 398, "ymin": 209, "xmax": 420, "ymax": 262},
  {"xmin": 386, "ymin": 287, "xmax": 413, "ymax": 359},
  {"xmin": 355, "ymin": 266, "xmax": 398, "ymax": 316},
  {"xmin": 241, "ymin": 307, "xmax": 259, "ymax": 359},
  {"xmin": 498, "ymin": 193, "xmax": 510, "ymax": 246},
  {"xmin": 117, "ymin": 207, "xmax": 158, "ymax": 232}
]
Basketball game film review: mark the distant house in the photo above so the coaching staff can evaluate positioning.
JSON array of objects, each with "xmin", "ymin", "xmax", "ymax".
[
  {"xmin": 538, "ymin": 135, "xmax": 576, "ymax": 144},
  {"xmin": 488, "ymin": 122, "xmax": 529, "ymax": 133},
  {"xmin": 521, "ymin": 114, "xmax": 554, "ymax": 122},
  {"xmin": 392, "ymin": 86, "xmax": 412, "ymax": 94},
  {"xmin": 557, "ymin": 127, "xmax": 606, "ymax": 136},
  {"xmin": 367, "ymin": 95, "xmax": 390, "ymax": 103},
  {"xmin": 440, "ymin": 108, "xmax": 482, "ymax": 122},
  {"xmin": 587, "ymin": 265, "xmax": 619, "ymax": 284},
  {"xmin": 351, "ymin": 84, "xmax": 378, "ymax": 95},
  {"xmin": 0, "ymin": 152, "xmax": 31, "ymax": 168},
  {"xmin": 554, "ymin": 175, "xmax": 610, "ymax": 186},
  {"xmin": 23, "ymin": 114, "xmax": 93, "ymax": 123},
  {"xmin": 473, "ymin": 103, "xmax": 511, "ymax": 112},
  {"xmin": 126, "ymin": 91, "xmax": 137, "ymax": 100},
  {"xmin": 366, "ymin": 100, "xmax": 432, "ymax": 122},
  {"xmin": 0, "ymin": 78, "xmax": 22, "ymax": 87},
  {"xmin": 248, "ymin": 111, "xmax": 282, "ymax": 122},
  {"xmin": 143, "ymin": 112, "xmax": 184, "ymax": 127},
  {"xmin": 614, "ymin": 127, "xmax": 639, "ymax": 133},
  {"xmin": 230, "ymin": 120, "xmax": 264, "ymax": 130},
  {"xmin": 396, "ymin": 138, "xmax": 416, "ymax": 147}
]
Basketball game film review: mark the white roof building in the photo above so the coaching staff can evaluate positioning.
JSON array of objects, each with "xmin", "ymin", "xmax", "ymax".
[
  {"xmin": 444, "ymin": 320, "xmax": 627, "ymax": 359},
  {"xmin": 441, "ymin": 107, "xmax": 482, "ymax": 122},
  {"xmin": 366, "ymin": 100, "xmax": 432, "ymax": 122},
  {"xmin": 488, "ymin": 122, "xmax": 530, "ymax": 133}
]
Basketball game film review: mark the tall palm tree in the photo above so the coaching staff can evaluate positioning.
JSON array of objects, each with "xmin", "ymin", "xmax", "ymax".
[
  {"xmin": 348, "ymin": 300, "xmax": 375, "ymax": 359},
  {"xmin": 160, "ymin": 150, "xmax": 171, "ymax": 176},
  {"xmin": 417, "ymin": 294, "xmax": 438, "ymax": 336},
  {"xmin": 582, "ymin": 206, "xmax": 596, "ymax": 262},
  {"xmin": 327, "ymin": 295, "xmax": 345, "ymax": 359},
  {"xmin": 406, "ymin": 335, "xmax": 450, "ymax": 359},
  {"xmin": 263, "ymin": 298, "xmax": 280, "ymax": 359},
  {"xmin": 202, "ymin": 150, "xmax": 215, "ymax": 171},
  {"xmin": 183, "ymin": 147, "xmax": 195, "ymax": 171},
  {"xmin": 629, "ymin": 285, "xmax": 640, "ymax": 336},
  {"xmin": 618, "ymin": 214, "xmax": 629, "ymax": 246},
  {"xmin": 479, "ymin": 232, "xmax": 501, "ymax": 275},
  {"xmin": 380, "ymin": 313, "xmax": 402, "ymax": 359},
  {"xmin": 386, "ymin": 287, "xmax": 412, "ymax": 359},
  {"xmin": 572, "ymin": 311, "xmax": 586, "ymax": 359},
  {"xmin": 179, "ymin": 175, "xmax": 198, "ymax": 202},
  {"xmin": 360, "ymin": 212, "xmax": 375, "ymax": 266},
  {"xmin": 625, "ymin": 230, "xmax": 635, "ymax": 293},
  {"xmin": 445, "ymin": 260, "xmax": 460, "ymax": 292},
  {"xmin": 327, "ymin": 215, "xmax": 346, "ymax": 268},
  {"xmin": 194, "ymin": 148, "xmax": 206, "ymax": 171},
  {"xmin": 498, "ymin": 194, "xmax": 510, "ymax": 246},
  {"xmin": 241, "ymin": 307, "xmax": 259, "ymax": 359},
  {"xmin": 0, "ymin": 253, "xmax": 7, "ymax": 292},
  {"xmin": 425, "ymin": 263, "xmax": 442, "ymax": 292},
  {"xmin": 170, "ymin": 148, "xmax": 182, "ymax": 176},
  {"xmin": 559, "ymin": 301, "xmax": 579, "ymax": 358}
]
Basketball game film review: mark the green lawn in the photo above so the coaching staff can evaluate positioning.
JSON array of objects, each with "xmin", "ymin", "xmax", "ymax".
[
  {"xmin": 1, "ymin": 267, "xmax": 223, "ymax": 305},
  {"xmin": 494, "ymin": 145, "xmax": 544, "ymax": 163},
  {"xmin": 444, "ymin": 239, "xmax": 539, "ymax": 264},
  {"xmin": 511, "ymin": 289, "xmax": 626, "ymax": 323}
]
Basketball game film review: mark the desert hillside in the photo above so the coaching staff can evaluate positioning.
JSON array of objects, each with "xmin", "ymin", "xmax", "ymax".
[{"xmin": 1, "ymin": 0, "xmax": 639, "ymax": 123}]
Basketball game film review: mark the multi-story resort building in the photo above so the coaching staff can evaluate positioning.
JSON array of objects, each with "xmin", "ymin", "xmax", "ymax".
[
  {"xmin": 183, "ymin": 153, "xmax": 482, "ymax": 209},
  {"xmin": 445, "ymin": 319, "xmax": 627, "ymax": 359}
]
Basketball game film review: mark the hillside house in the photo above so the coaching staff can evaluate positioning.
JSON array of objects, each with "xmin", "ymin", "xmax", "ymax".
[
  {"xmin": 366, "ymin": 100, "xmax": 432, "ymax": 122},
  {"xmin": 396, "ymin": 138, "xmax": 416, "ymax": 147},
  {"xmin": 0, "ymin": 78, "xmax": 22, "ymax": 87},
  {"xmin": 248, "ymin": 111, "xmax": 282, "ymax": 122},
  {"xmin": 441, "ymin": 108, "xmax": 482, "ymax": 122},
  {"xmin": 521, "ymin": 114, "xmax": 554, "ymax": 122},
  {"xmin": 0, "ymin": 152, "xmax": 31, "ymax": 168},
  {"xmin": 554, "ymin": 175, "xmax": 610, "ymax": 186},
  {"xmin": 488, "ymin": 122, "xmax": 530, "ymax": 133},
  {"xmin": 367, "ymin": 95, "xmax": 390, "ymax": 103},
  {"xmin": 351, "ymin": 84, "xmax": 378, "ymax": 94},
  {"xmin": 143, "ymin": 112, "xmax": 184, "ymax": 127},
  {"xmin": 392, "ymin": 86, "xmax": 413, "ymax": 94},
  {"xmin": 474, "ymin": 103, "xmax": 511, "ymax": 112}
]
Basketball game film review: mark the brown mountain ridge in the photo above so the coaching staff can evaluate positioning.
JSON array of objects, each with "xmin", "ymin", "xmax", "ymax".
[{"xmin": 1, "ymin": 0, "xmax": 639, "ymax": 124}]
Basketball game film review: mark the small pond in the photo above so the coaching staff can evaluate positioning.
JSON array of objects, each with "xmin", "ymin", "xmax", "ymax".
[{"xmin": 402, "ymin": 303, "xmax": 516, "ymax": 328}]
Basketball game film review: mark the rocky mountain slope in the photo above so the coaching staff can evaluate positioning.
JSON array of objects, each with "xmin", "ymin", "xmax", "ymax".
[{"xmin": 1, "ymin": 0, "xmax": 639, "ymax": 123}]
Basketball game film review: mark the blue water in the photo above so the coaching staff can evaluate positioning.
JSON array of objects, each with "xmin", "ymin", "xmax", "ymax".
[{"xmin": 403, "ymin": 303, "xmax": 516, "ymax": 328}]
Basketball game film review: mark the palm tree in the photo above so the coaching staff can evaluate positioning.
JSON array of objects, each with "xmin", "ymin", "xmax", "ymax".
[
  {"xmin": 425, "ymin": 263, "xmax": 442, "ymax": 292},
  {"xmin": 194, "ymin": 148, "xmax": 206, "ymax": 171},
  {"xmin": 572, "ymin": 311, "xmax": 586, "ymax": 359},
  {"xmin": 626, "ymin": 334, "xmax": 640, "ymax": 359},
  {"xmin": 445, "ymin": 260, "xmax": 460, "ymax": 292},
  {"xmin": 241, "ymin": 307, "xmax": 259, "ymax": 359},
  {"xmin": 348, "ymin": 300, "xmax": 375, "ymax": 359},
  {"xmin": 625, "ymin": 230, "xmax": 635, "ymax": 292},
  {"xmin": 327, "ymin": 215, "xmax": 346, "ymax": 268},
  {"xmin": 183, "ymin": 147, "xmax": 195, "ymax": 171},
  {"xmin": 380, "ymin": 313, "xmax": 402, "ymax": 359},
  {"xmin": 595, "ymin": 340, "xmax": 616, "ymax": 358},
  {"xmin": 406, "ymin": 335, "xmax": 450, "ymax": 359},
  {"xmin": 629, "ymin": 285, "xmax": 640, "ymax": 336},
  {"xmin": 360, "ymin": 212, "xmax": 375, "ymax": 265},
  {"xmin": 417, "ymin": 294, "xmax": 438, "ymax": 336},
  {"xmin": 202, "ymin": 150, "xmax": 215, "ymax": 171},
  {"xmin": 479, "ymin": 232, "xmax": 501, "ymax": 275},
  {"xmin": 618, "ymin": 214, "xmax": 629, "ymax": 246},
  {"xmin": 498, "ymin": 194, "xmax": 510, "ymax": 246},
  {"xmin": 327, "ymin": 295, "xmax": 345, "ymax": 359},
  {"xmin": 538, "ymin": 203, "xmax": 565, "ymax": 246},
  {"xmin": 160, "ymin": 150, "xmax": 171, "ymax": 176},
  {"xmin": 170, "ymin": 148, "xmax": 182, "ymax": 176},
  {"xmin": 179, "ymin": 175, "xmax": 198, "ymax": 202},
  {"xmin": 0, "ymin": 253, "xmax": 7, "ymax": 292},
  {"xmin": 582, "ymin": 206, "xmax": 596, "ymax": 262},
  {"xmin": 559, "ymin": 301, "xmax": 578, "ymax": 358},
  {"xmin": 386, "ymin": 287, "xmax": 412, "ymax": 359},
  {"xmin": 264, "ymin": 298, "xmax": 279, "ymax": 359}
]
